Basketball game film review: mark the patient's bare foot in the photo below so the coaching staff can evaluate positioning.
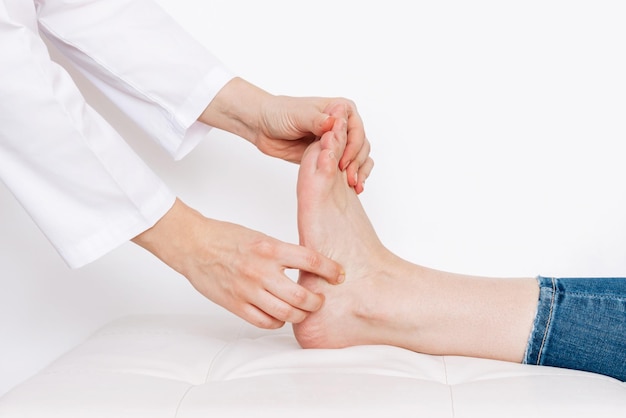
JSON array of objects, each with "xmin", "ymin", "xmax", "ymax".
[
  {"xmin": 293, "ymin": 138, "xmax": 414, "ymax": 349},
  {"xmin": 293, "ymin": 137, "xmax": 538, "ymax": 363}
]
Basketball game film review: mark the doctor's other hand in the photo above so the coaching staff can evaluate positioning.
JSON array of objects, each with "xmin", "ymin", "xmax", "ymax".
[
  {"xmin": 132, "ymin": 198, "xmax": 344, "ymax": 329},
  {"xmin": 199, "ymin": 77, "xmax": 373, "ymax": 194}
]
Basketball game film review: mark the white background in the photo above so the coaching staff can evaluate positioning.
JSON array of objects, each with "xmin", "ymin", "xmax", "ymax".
[{"xmin": 2, "ymin": 0, "xmax": 626, "ymax": 396}]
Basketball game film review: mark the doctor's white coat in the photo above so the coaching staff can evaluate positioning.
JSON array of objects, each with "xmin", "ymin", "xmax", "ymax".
[{"xmin": 0, "ymin": 0, "xmax": 234, "ymax": 267}]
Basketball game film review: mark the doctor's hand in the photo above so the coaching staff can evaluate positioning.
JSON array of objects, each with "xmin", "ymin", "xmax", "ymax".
[
  {"xmin": 132, "ymin": 198, "xmax": 345, "ymax": 329},
  {"xmin": 199, "ymin": 77, "xmax": 373, "ymax": 194}
]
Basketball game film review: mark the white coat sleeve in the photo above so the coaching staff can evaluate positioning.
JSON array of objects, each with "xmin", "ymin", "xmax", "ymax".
[
  {"xmin": 0, "ymin": 1, "xmax": 182, "ymax": 268},
  {"xmin": 34, "ymin": 0, "xmax": 236, "ymax": 160}
]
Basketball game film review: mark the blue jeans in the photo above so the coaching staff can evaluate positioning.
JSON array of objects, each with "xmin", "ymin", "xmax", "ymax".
[{"xmin": 523, "ymin": 276, "xmax": 626, "ymax": 381}]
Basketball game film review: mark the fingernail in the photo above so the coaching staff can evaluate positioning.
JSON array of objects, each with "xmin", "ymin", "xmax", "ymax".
[{"xmin": 337, "ymin": 273, "xmax": 345, "ymax": 284}]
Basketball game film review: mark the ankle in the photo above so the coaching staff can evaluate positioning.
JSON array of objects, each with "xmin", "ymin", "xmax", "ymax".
[{"xmin": 351, "ymin": 254, "xmax": 423, "ymax": 325}]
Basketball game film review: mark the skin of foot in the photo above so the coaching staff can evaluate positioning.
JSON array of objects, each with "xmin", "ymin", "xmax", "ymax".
[
  {"xmin": 293, "ymin": 138, "xmax": 403, "ymax": 349},
  {"xmin": 293, "ymin": 138, "xmax": 539, "ymax": 363}
]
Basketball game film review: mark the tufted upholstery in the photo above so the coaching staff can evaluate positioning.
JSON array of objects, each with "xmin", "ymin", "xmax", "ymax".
[{"xmin": 1, "ymin": 314, "xmax": 625, "ymax": 417}]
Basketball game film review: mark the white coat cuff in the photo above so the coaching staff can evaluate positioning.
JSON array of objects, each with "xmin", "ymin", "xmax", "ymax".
[{"xmin": 172, "ymin": 67, "xmax": 235, "ymax": 161}]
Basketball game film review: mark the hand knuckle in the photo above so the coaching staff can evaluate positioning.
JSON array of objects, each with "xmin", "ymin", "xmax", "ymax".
[
  {"xmin": 340, "ymin": 97, "xmax": 356, "ymax": 108},
  {"xmin": 306, "ymin": 252, "xmax": 322, "ymax": 270},
  {"xmin": 252, "ymin": 238, "xmax": 277, "ymax": 258},
  {"xmin": 273, "ymin": 303, "xmax": 292, "ymax": 320},
  {"xmin": 292, "ymin": 287, "xmax": 308, "ymax": 304}
]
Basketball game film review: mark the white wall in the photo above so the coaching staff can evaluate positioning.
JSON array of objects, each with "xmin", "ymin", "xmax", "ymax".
[{"xmin": 2, "ymin": 0, "xmax": 626, "ymax": 396}]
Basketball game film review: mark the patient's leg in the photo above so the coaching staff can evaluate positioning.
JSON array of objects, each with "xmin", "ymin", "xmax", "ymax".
[{"xmin": 293, "ymin": 140, "xmax": 539, "ymax": 363}]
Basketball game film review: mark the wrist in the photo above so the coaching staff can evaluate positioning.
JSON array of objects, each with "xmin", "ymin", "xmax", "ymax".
[
  {"xmin": 198, "ymin": 77, "xmax": 271, "ymax": 144},
  {"xmin": 131, "ymin": 198, "xmax": 202, "ymax": 275}
]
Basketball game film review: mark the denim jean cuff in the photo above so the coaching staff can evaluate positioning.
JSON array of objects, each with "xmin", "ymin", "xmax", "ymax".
[
  {"xmin": 521, "ymin": 275, "xmax": 626, "ymax": 381},
  {"xmin": 522, "ymin": 275, "xmax": 554, "ymax": 365}
]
